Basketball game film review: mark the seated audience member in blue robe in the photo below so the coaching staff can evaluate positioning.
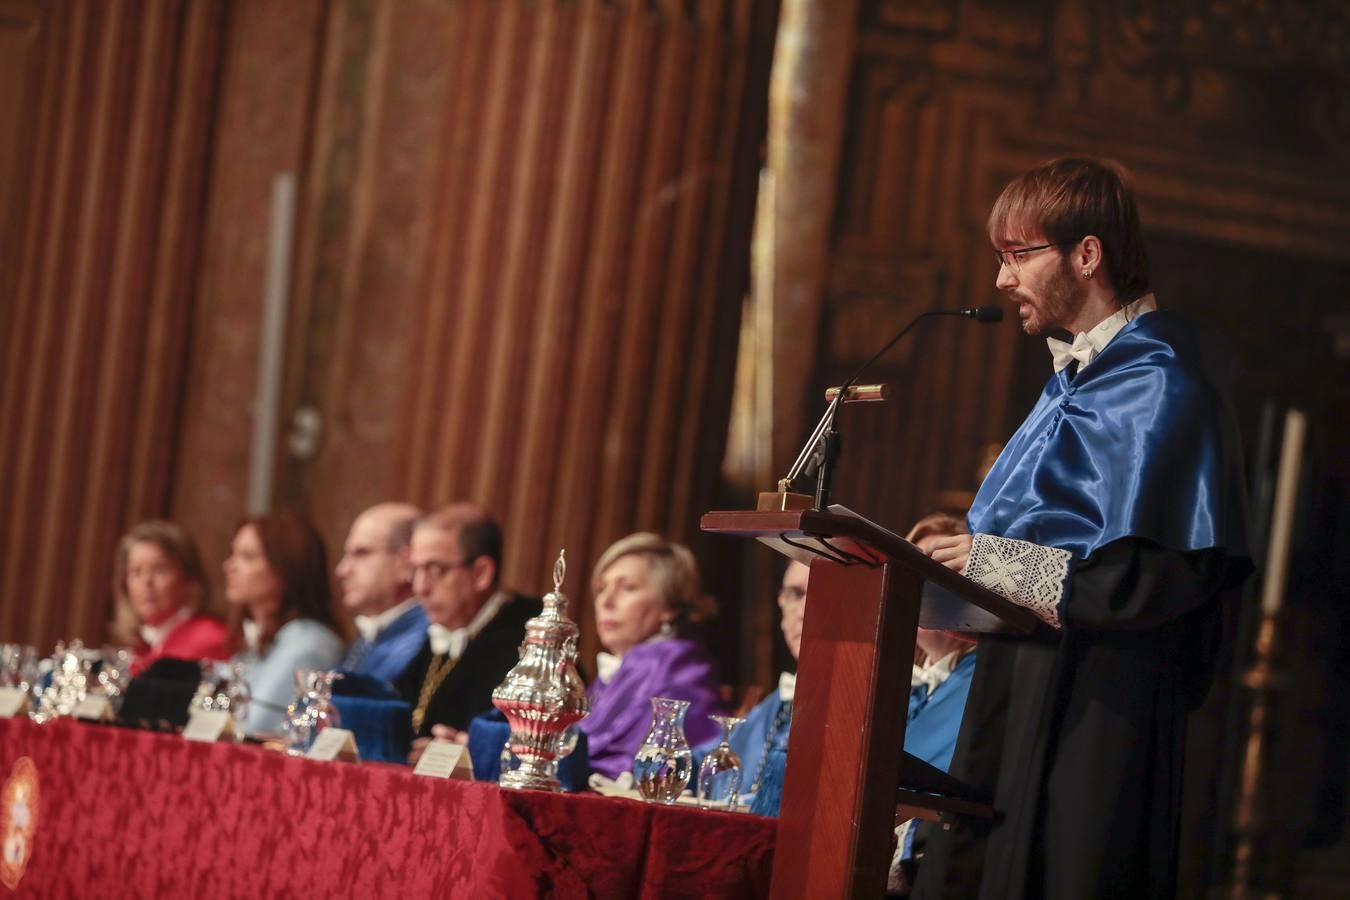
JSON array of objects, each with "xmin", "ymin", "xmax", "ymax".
[
  {"xmin": 890, "ymin": 628, "xmax": 978, "ymax": 890},
  {"xmin": 696, "ymin": 560, "xmax": 807, "ymax": 815},
  {"xmin": 915, "ymin": 158, "xmax": 1252, "ymax": 900},
  {"xmin": 905, "ymin": 633, "xmax": 977, "ymax": 773},
  {"xmin": 732, "ymin": 561, "xmax": 979, "ymax": 821},
  {"xmin": 581, "ymin": 533, "xmax": 723, "ymax": 780},
  {"xmin": 333, "ymin": 503, "xmax": 428, "ymax": 685}
]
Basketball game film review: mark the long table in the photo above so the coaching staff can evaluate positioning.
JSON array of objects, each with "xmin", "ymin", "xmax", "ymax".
[{"xmin": 0, "ymin": 718, "xmax": 775, "ymax": 897}]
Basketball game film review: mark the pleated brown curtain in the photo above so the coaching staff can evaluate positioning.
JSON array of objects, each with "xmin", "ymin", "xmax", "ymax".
[{"xmin": 0, "ymin": 1, "xmax": 224, "ymax": 649}]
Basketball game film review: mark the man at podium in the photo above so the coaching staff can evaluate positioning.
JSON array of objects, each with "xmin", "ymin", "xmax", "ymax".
[{"xmin": 913, "ymin": 158, "xmax": 1252, "ymax": 899}]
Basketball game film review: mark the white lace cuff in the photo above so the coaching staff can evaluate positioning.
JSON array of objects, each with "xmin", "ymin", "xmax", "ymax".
[{"xmin": 960, "ymin": 534, "xmax": 1071, "ymax": 629}]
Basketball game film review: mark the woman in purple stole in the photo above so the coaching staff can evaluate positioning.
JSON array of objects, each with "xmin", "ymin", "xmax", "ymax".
[{"xmin": 582, "ymin": 533, "xmax": 723, "ymax": 779}]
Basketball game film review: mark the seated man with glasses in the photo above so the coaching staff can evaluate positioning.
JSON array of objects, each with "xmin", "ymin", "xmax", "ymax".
[{"xmin": 392, "ymin": 503, "xmax": 541, "ymax": 764}]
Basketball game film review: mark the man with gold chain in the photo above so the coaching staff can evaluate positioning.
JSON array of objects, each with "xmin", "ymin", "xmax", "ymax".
[{"xmin": 392, "ymin": 504, "xmax": 540, "ymax": 764}]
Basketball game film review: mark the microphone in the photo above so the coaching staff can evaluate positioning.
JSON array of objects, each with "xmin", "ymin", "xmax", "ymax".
[
  {"xmin": 958, "ymin": 306, "xmax": 1003, "ymax": 322},
  {"xmin": 780, "ymin": 304, "xmax": 1004, "ymax": 508}
]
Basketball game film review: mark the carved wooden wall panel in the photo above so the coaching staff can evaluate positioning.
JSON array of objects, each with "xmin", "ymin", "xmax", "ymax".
[
  {"xmin": 816, "ymin": 0, "xmax": 1350, "ymax": 537},
  {"xmin": 0, "ymin": 1, "xmax": 224, "ymax": 648}
]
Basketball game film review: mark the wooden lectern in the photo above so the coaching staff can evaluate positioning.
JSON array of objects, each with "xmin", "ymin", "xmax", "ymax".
[{"xmin": 701, "ymin": 508, "xmax": 1041, "ymax": 898}]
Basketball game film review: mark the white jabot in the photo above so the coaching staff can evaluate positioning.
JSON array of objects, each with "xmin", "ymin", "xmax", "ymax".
[
  {"xmin": 138, "ymin": 606, "xmax": 192, "ymax": 649},
  {"xmin": 426, "ymin": 590, "xmax": 509, "ymax": 660},
  {"xmin": 595, "ymin": 651, "xmax": 621, "ymax": 685},
  {"xmin": 911, "ymin": 649, "xmax": 967, "ymax": 698},
  {"xmin": 353, "ymin": 597, "xmax": 419, "ymax": 644},
  {"xmin": 777, "ymin": 671, "xmax": 796, "ymax": 702},
  {"xmin": 1046, "ymin": 293, "xmax": 1157, "ymax": 373},
  {"xmin": 593, "ymin": 629, "xmax": 675, "ymax": 685}
]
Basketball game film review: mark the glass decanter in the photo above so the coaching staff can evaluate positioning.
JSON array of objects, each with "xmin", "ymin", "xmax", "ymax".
[
  {"xmin": 193, "ymin": 661, "xmax": 253, "ymax": 740},
  {"xmin": 31, "ymin": 641, "xmax": 92, "ymax": 723},
  {"xmin": 222, "ymin": 661, "xmax": 252, "ymax": 731},
  {"xmin": 633, "ymin": 697, "xmax": 693, "ymax": 804},
  {"xmin": 0, "ymin": 644, "xmax": 39, "ymax": 696},
  {"xmin": 96, "ymin": 646, "xmax": 134, "ymax": 713},
  {"xmin": 697, "ymin": 714, "xmax": 746, "ymax": 811},
  {"xmin": 283, "ymin": 669, "xmax": 341, "ymax": 755}
]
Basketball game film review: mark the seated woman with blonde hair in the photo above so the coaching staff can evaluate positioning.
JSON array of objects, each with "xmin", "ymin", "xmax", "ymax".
[
  {"xmin": 112, "ymin": 520, "xmax": 230, "ymax": 676},
  {"xmin": 582, "ymin": 533, "xmax": 723, "ymax": 779}
]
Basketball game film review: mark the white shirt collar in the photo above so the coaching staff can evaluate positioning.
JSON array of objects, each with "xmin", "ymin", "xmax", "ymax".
[
  {"xmin": 777, "ymin": 671, "xmax": 796, "ymax": 702},
  {"xmin": 426, "ymin": 590, "xmax": 509, "ymax": 660},
  {"xmin": 242, "ymin": 617, "xmax": 262, "ymax": 653},
  {"xmin": 353, "ymin": 596, "xmax": 419, "ymax": 644},
  {"xmin": 1047, "ymin": 293, "xmax": 1157, "ymax": 373},
  {"xmin": 138, "ymin": 606, "xmax": 193, "ymax": 649}
]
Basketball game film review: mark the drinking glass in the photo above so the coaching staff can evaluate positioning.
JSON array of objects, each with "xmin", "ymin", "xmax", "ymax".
[{"xmin": 697, "ymin": 715, "xmax": 746, "ymax": 811}]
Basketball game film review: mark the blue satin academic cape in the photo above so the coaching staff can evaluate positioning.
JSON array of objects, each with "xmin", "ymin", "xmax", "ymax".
[{"xmin": 967, "ymin": 311, "xmax": 1250, "ymax": 563}]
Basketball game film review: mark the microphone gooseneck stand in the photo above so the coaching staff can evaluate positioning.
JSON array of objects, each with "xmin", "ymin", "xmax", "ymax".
[{"xmin": 786, "ymin": 306, "xmax": 1004, "ymax": 512}]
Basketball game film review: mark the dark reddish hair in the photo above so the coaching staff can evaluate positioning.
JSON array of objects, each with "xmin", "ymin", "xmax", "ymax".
[
  {"xmin": 988, "ymin": 157, "xmax": 1150, "ymax": 301},
  {"xmin": 236, "ymin": 510, "xmax": 340, "ymax": 635}
]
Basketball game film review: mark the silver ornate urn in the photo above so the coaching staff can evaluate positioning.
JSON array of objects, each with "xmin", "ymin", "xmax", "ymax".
[{"xmin": 492, "ymin": 550, "xmax": 589, "ymax": 792}]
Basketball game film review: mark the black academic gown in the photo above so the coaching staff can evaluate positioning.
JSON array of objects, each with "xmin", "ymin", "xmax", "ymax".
[
  {"xmin": 915, "ymin": 312, "xmax": 1253, "ymax": 899},
  {"xmin": 393, "ymin": 594, "xmax": 541, "ymax": 738},
  {"xmin": 915, "ymin": 541, "xmax": 1248, "ymax": 900}
]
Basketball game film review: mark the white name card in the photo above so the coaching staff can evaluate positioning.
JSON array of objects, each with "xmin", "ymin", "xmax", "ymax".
[
  {"xmin": 74, "ymin": 694, "xmax": 113, "ymax": 722},
  {"xmin": 306, "ymin": 727, "xmax": 360, "ymax": 763},
  {"xmin": 413, "ymin": 739, "xmax": 474, "ymax": 780},
  {"xmin": 182, "ymin": 709, "xmax": 236, "ymax": 743},
  {"xmin": 0, "ymin": 687, "xmax": 30, "ymax": 718}
]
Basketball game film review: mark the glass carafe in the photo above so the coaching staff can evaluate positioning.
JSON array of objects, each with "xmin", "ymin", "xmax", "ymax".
[
  {"xmin": 193, "ymin": 661, "xmax": 253, "ymax": 740},
  {"xmin": 283, "ymin": 669, "xmax": 342, "ymax": 755},
  {"xmin": 633, "ymin": 697, "xmax": 693, "ymax": 804},
  {"xmin": 0, "ymin": 644, "xmax": 39, "ymax": 697},
  {"xmin": 96, "ymin": 647, "xmax": 134, "ymax": 713}
]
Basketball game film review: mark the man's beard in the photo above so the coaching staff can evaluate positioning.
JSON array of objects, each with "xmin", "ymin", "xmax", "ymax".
[{"xmin": 1018, "ymin": 255, "xmax": 1084, "ymax": 336}]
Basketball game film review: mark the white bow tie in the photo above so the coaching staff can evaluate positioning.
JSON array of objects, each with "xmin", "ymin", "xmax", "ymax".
[
  {"xmin": 1046, "ymin": 331, "xmax": 1096, "ymax": 373},
  {"xmin": 911, "ymin": 663, "xmax": 946, "ymax": 697},
  {"xmin": 427, "ymin": 623, "xmax": 466, "ymax": 659}
]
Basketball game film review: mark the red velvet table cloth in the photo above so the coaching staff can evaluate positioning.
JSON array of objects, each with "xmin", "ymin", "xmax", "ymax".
[{"xmin": 0, "ymin": 718, "xmax": 775, "ymax": 898}]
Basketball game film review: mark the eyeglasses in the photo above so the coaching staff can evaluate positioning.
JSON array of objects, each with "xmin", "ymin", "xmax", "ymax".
[
  {"xmin": 411, "ymin": 559, "xmax": 471, "ymax": 582},
  {"xmin": 993, "ymin": 241, "xmax": 1075, "ymax": 270}
]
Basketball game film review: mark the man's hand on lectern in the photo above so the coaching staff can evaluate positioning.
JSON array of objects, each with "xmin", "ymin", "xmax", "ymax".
[{"xmin": 923, "ymin": 533, "xmax": 973, "ymax": 574}]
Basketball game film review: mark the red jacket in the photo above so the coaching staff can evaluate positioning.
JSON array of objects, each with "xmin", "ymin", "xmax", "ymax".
[{"xmin": 132, "ymin": 614, "xmax": 231, "ymax": 675}]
